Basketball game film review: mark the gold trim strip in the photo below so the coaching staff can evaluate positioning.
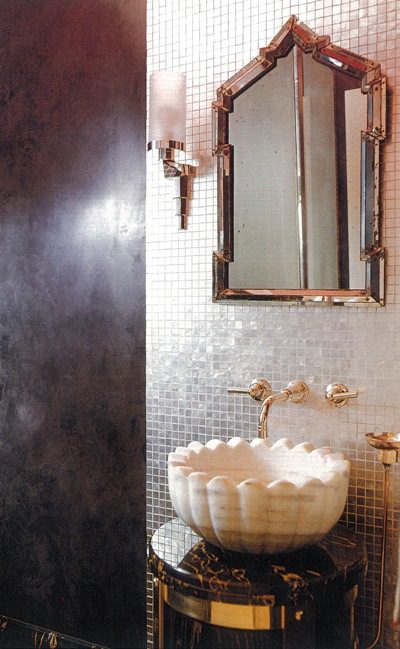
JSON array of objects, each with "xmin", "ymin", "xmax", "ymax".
[
  {"xmin": 161, "ymin": 583, "xmax": 287, "ymax": 630},
  {"xmin": 157, "ymin": 579, "xmax": 164, "ymax": 649}
]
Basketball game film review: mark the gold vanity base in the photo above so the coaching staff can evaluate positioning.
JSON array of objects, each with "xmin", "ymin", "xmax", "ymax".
[
  {"xmin": 153, "ymin": 580, "xmax": 359, "ymax": 649},
  {"xmin": 154, "ymin": 580, "xmax": 317, "ymax": 648},
  {"xmin": 149, "ymin": 519, "xmax": 366, "ymax": 649},
  {"xmin": 162, "ymin": 582, "xmax": 286, "ymax": 630}
]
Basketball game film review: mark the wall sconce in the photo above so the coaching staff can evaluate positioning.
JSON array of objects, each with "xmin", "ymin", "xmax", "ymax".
[{"xmin": 147, "ymin": 71, "xmax": 196, "ymax": 229}]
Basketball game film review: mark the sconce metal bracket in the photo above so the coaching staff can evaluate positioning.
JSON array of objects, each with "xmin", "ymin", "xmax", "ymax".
[{"xmin": 148, "ymin": 140, "xmax": 197, "ymax": 230}]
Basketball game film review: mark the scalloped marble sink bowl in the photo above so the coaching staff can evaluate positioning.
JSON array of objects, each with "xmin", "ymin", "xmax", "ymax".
[{"xmin": 168, "ymin": 437, "xmax": 350, "ymax": 554}]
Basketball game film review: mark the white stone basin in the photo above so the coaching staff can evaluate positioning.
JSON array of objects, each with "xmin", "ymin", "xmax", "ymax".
[{"xmin": 168, "ymin": 437, "xmax": 350, "ymax": 554}]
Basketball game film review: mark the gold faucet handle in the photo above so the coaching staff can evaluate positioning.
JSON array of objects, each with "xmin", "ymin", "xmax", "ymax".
[
  {"xmin": 228, "ymin": 379, "xmax": 273, "ymax": 402},
  {"xmin": 325, "ymin": 383, "xmax": 358, "ymax": 408},
  {"xmin": 284, "ymin": 380, "xmax": 309, "ymax": 403}
]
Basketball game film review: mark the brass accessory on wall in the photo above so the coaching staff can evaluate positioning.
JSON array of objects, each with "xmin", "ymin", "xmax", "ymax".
[
  {"xmin": 212, "ymin": 16, "xmax": 386, "ymax": 304},
  {"xmin": 325, "ymin": 383, "xmax": 358, "ymax": 407}
]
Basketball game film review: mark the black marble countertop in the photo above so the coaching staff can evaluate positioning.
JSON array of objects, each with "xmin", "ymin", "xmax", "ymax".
[{"xmin": 149, "ymin": 519, "xmax": 367, "ymax": 606}]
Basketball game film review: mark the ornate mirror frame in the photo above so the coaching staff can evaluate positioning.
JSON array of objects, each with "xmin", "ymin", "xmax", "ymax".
[{"xmin": 212, "ymin": 16, "xmax": 386, "ymax": 305}]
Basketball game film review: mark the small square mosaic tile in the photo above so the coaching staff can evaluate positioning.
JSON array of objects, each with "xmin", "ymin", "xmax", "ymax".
[{"xmin": 147, "ymin": 1, "xmax": 400, "ymax": 647}]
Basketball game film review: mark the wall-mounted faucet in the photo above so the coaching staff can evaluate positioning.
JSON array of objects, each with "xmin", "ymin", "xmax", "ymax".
[
  {"xmin": 258, "ymin": 380, "xmax": 309, "ymax": 438},
  {"xmin": 228, "ymin": 379, "xmax": 309, "ymax": 438}
]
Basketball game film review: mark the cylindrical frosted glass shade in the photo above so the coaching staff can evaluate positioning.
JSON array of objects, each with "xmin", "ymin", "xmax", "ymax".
[{"xmin": 148, "ymin": 71, "xmax": 186, "ymax": 145}]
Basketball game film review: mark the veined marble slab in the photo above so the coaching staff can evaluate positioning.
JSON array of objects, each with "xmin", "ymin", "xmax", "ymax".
[{"xmin": 168, "ymin": 437, "xmax": 350, "ymax": 554}]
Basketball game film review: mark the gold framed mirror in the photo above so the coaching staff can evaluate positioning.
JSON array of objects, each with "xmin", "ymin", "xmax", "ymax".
[{"xmin": 212, "ymin": 16, "xmax": 386, "ymax": 305}]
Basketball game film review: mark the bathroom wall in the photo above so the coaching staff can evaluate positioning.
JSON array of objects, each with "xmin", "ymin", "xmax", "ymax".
[
  {"xmin": 147, "ymin": 0, "xmax": 400, "ymax": 647},
  {"xmin": 0, "ymin": 2, "xmax": 146, "ymax": 648}
]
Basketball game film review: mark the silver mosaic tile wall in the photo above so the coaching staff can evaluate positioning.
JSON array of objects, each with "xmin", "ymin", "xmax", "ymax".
[{"xmin": 147, "ymin": 1, "xmax": 400, "ymax": 647}]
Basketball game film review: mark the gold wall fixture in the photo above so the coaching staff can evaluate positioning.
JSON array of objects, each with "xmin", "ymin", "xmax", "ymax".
[
  {"xmin": 325, "ymin": 383, "xmax": 358, "ymax": 407},
  {"xmin": 148, "ymin": 71, "xmax": 196, "ymax": 229},
  {"xmin": 228, "ymin": 378, "xmax": 309, "ymax": 438}
]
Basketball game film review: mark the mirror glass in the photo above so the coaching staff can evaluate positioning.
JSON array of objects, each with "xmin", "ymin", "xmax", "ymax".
[{"xmin": 212, "ymin": 17, "xmax": 386, "ymax": 304}]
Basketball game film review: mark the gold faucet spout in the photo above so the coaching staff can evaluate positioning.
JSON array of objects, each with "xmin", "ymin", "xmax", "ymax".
[
  {"xmin": 258, "ymin": 391, "xmax": 290, "ymax": 438},
  {"xmin": 257, "ymin": 380, "xmax": 309, "ymax": 439}
]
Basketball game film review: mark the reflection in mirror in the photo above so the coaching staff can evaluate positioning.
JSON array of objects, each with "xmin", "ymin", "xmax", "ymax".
[{"xmin": 212, "ymin": 17, "xmax": 386, "ymax": 304}]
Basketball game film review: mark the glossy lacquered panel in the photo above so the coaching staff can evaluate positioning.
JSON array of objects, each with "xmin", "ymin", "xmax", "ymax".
[{"xmin": 0, "ymin": 1, "xmax": 146, "ymax": 647}]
